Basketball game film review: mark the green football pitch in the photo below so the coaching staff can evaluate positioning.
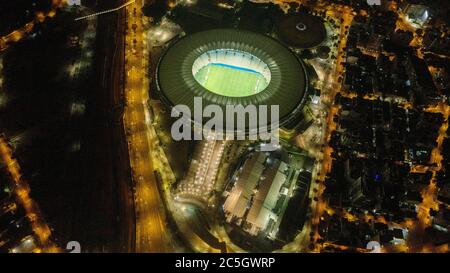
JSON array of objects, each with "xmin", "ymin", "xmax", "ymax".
[{"xmin": 194, "ymin": 64, "xmax": 268, "ymax": 97}]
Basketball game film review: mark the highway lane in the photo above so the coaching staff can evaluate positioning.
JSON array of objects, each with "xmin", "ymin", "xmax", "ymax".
[{"xmin": 123, "ymin": 0, "xmax": 172, "ymax": 252}]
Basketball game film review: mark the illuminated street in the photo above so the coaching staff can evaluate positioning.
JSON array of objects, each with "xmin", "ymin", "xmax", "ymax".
[
  {"xmin": 0, "ymin": 136, "xmax": 59, "ymax": 253},
  {"xmin": 123, "ymin": 0, "xmax": 174, "ymax": 252},
  {"xmin": 0, "ymin": 0, "xmax": 64, "ymax": 52}
]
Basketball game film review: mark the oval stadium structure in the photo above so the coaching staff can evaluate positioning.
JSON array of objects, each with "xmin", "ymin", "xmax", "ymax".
[
  {"xmin": 276, "ymin": 13, "xmax": 327, "ymax": 49},
  {"xmin": 155, "ymin": 28, "xmax": 309, "ymax": 130}
]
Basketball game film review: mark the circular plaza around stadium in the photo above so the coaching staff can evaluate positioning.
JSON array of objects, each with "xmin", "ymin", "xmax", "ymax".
[{"xmin": 155, "ymin": 28, "xmax": 309, "ymax": 130}]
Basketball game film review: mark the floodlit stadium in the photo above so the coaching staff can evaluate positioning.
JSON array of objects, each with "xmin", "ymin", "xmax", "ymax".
[{"xmin": 155, "ymin": 28, "xmax": 309, "ymax": 131}]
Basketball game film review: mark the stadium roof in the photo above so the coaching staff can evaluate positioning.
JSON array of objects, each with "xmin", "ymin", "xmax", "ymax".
[
  {"xmin": 156, "ymin": 28, "xmax": 308, "ymax": 127},
  {"xmin": 276, "ymin": 13, "xmax": 327, "ymax": 49}
]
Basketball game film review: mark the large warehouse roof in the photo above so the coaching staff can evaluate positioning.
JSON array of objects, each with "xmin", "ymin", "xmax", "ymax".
[{"xmin": 156, "ymin": 28, "xmax": 308, "ymax": 127}]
